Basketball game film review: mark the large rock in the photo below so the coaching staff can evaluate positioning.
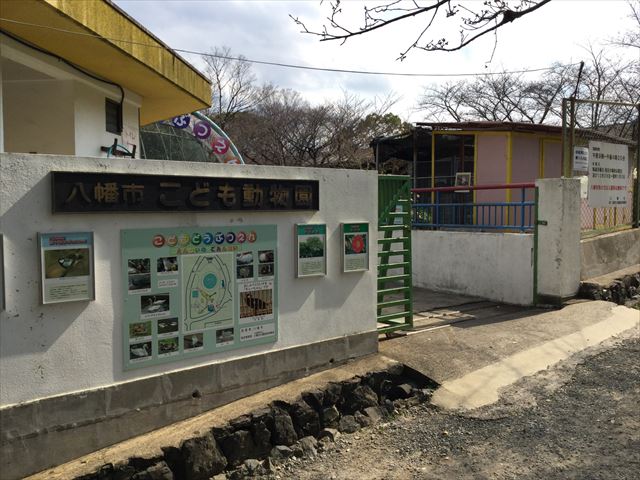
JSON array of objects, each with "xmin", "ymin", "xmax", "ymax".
[
  {"xmin": 250, "ymin": 407, "xmax": 275, "ymax": 457},
  {"xmin": 321, "ymin": 405, "xmax": 340, "ymax": 428},
  {"xmin": 250, "ymin": 419, "xmax": 273, "ymax": 458},
  {"xmin": 317, "ymin": 428, "xmax": 340, "ymax": 442},
  {"xmin": 230, "ymin": 414, "xmax": 252, "ymax": 430},
  {"xmin": 181, "ymin": 433, "xmax": 227, "ymax": 480},
  {"xmin": 160, "ymin": 446, "xmax": 181, "ymax": 476},
  {"xmin": 354, "ymin": 411, "xmax": 372, "ymax": 428},
  {"xmin": 251, "ymin": 407, "xmax": 275, "ymax": 429},
  {"xmin": 338, "ymin": 415, "xmax": 360, "ymax": 434},
  {"xmin": 269, "ymin": 445, "xmax": 293, "ymax": 461},
  {"xmin": 339, "ymin": 378, "xmax": 361, "ymax": 396},
  {"xmin": 389, "ymin": 383, "xmax": 413, "ymax": 400},
  {"xmin": 363, "ymin": 406, "xmax": 385, "ymax": 423},
  {"xmin": 83, "ymin": 464, "xmax": 136, "ymax": 480},
  {"xmin": 242, "ymin": 459, "xmax": 265, "ymax": 476},
  {"xmin": 343, "ymin": 385, "xmax": 379, "ymax": 414},
  {"xmin": 290, "ymin": 400, "xmax": 321, "ymax": 438},
  {"xmin": 301, "ymin": 389, "xmax": 324, "ymax": 411},
  {"xmin": 298, "ymin": 436, "xmax": 318, "ymax": 457},
  {"xmin": 220, "ymin": 429, "xmax": 256, "ymax": 467},
  {"xmin": 322, "ymin": 382, "xmax": 343, "ymax": 406},
  {"xmin": 131, "ymin": 462, "xmax": 174, "ymax": 480},
  {"xmin": 362, "ymin": 370, "xmax": 398, "ymax": 396},
  {"xmin": 271, "ymin": 406, "xmax": 298, "ymax": 446}
]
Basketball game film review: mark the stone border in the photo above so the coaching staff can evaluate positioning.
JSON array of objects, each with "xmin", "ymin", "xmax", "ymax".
[
  {"xmin": 1, "ymin": 332, "xmax": 377, "ymax": 480},
  {"xmin": 578, "ymin": 272, "xmax": 640, "ymax": 305},
  {"xmin": 71, "ymin": 363, "xmax": 437, "ymax": 479}
]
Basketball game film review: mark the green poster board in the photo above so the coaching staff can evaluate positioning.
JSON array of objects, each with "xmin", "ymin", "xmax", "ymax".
[
  {"xmin": 295, "ymin": 224, "xmax": 327, "ymax": 277},
  {"xmin": 342, "ymin": 223, "xmax": 369, "ymax": 273},
  {"xmin": 121, "ymin": 225, "xmax": 277, "ymax": 370}
]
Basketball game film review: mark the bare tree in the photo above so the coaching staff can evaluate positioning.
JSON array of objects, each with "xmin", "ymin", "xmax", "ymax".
[
  {"xmin": 226, "ymin": 89, "xmax": 407, "ymax": 168},
  {"xmin": 418, "ymin": 49, "xmax": 638, "ymax": 127},
  {"xmin": 202, "ymin": 46, "xmax": 273, "ymax": 129},
  {"xmin": 609, "ymin": 0, "xmax": 640, "ymax": 50},
  {"xmin": 291, "ymin": 0, "xmax": 552, "ymax": 59},
  {"xmin": 418, "ymin": 63, "xmax": 576, "ymax": 124},
  {"xmin": 572, "ymin": 47, "xmax": 639, "ymax": 138}
]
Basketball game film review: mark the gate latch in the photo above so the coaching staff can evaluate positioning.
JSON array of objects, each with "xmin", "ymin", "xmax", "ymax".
[{"xmin": 537, "ymin": 220, "xmax": 548, "ymax": 226}]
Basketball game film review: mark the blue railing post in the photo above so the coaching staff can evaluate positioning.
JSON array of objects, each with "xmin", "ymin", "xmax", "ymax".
[
  {"xmin": 435, "ymin": 191, "xmax": 440, "ymax": 229},
  {"xmin": 520, "ymin": 187, "xmax": 526, "ymax": 232}
]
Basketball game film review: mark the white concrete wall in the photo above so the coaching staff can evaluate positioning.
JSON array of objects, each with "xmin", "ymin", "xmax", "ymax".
[
  {"xmin": 1, "ymin": 33, "xmax": 141, "ymax": 158},
  {"xmin": 3, "ymin": 79, "xmax": 76, "ymax": 155},
  {"xmin": 581, "ymin": 228, "xmax": 640, "ymax": 280},
  {"xmin": 412, "ymin": 230, "xmax": 534, "ymax": 305},
  {"xmin": 536, "ymin": 178, "xmax": 581, "ymax": 300},
  {"xmin": 0, "ymin": 154, "xmax": 378, "ymax": 406},
  {"xmin": 74, "ymin": 81, "xmax": 141, "ymax": 157}
]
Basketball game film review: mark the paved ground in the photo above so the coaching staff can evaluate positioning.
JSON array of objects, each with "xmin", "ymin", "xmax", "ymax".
[
  {"xmin": 284, "ymin": 334, "xmax": 640, "ymax": 480},
  {"xmin": 381, "ymin": 297, "xmax": 635, "ymax": 385}
]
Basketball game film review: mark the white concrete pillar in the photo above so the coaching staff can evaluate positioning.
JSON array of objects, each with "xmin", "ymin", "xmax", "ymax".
[
  {"xmin": 536, "ymin": 178, "xmax": 581, "ymax": 304},
  {"xmin": 0, "ymin": 57, "xmax": 4, "ymax": 152}
]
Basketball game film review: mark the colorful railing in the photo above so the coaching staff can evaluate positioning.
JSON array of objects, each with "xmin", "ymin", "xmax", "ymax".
[{"xmin": 411, "ymin": 183, "xmax": 536, "ymax": 232}]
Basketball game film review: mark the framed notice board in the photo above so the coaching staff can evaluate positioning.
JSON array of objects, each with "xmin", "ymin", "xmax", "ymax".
[
  {"xmin": 295, "ymin": 224, "xmax": 327, "ymax": 278},
  {"xmin": 341, "ymin": 223, "xmax": 369, "ymax": 273}
]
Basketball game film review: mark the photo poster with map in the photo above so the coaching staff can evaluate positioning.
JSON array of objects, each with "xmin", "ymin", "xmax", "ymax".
[
  {"xmin": 341, "ymin": 223, "xmax": 369, "ymax": 273},
  {"xmin": 121, "ymin": 225, "xmax": 277, "ymax": 370}
]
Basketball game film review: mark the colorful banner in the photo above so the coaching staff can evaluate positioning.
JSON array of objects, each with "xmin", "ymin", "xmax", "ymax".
[
  {"xmin": 295, "ymin": 224, "xmax": 327, "ymax": 277},
  {"xmin": 342, "ymin": 223, "xmax": 369, "ymax": 273},
  {"xmin": 164, "ymin": 112, "xmax": 244, "ymax": 164},
  {"xmin": 39, "ymin": 232, "xmax": 95, "ymax": 304},
  {"xmin": 121, "ymin": 225, "xmax": 277, "ymax": 370}
]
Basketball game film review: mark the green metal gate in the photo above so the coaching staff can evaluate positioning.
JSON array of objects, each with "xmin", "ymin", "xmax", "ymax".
[{"xmin": 377, "ymin": 175, "xmax": 413, "ymax": 333}]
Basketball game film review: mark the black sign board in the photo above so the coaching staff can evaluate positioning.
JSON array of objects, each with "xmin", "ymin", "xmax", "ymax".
[{"xmin": 51, "ymin": 172, "xmax": 319, "ymax": 213}]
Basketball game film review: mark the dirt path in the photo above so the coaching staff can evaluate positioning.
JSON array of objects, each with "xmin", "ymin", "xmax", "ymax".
[{"xmin": 282, "ymin": 337, "xmax": 640, "ymax": 480}]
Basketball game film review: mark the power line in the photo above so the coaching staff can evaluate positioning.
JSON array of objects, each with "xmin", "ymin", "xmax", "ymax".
[{"xmin": 0, "ymin": 17, "xmax": 580, "ymax": 78}]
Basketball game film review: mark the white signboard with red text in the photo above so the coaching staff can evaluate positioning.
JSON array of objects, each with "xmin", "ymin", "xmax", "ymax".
[{"xmin": 587, "ymin": 141, "xmax": 629, "ymax": 208}]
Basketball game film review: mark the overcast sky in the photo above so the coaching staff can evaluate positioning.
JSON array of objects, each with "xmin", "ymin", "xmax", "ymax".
[{"xmin": 114, "ymin": 0, "xmax": 637, "ymax": 121}]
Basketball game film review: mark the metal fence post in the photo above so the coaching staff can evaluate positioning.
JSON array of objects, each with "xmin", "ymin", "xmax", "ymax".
[
  {"xmin": 634, "ymin": 104, "xmax": 640, "ymax": 228},
  {"xmin": 435, "ymin": 190, "xmax": 440, "ymax": 228},
  {"xmin": 562, "ymin": 98, "xmax": 569, "ymax": 178},
  {"xmin": 520, "ymin": 187, "xmax": 526, "ymax": 232}
]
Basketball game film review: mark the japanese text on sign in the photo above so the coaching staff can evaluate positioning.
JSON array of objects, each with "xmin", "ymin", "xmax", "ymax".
[
  {"xmin": 587, "ymin": 141, "xmax": 629, "ymax": 208},
  {"xmin": 52, "ymin": 172, "xmax": 319, "ymax": 213}
]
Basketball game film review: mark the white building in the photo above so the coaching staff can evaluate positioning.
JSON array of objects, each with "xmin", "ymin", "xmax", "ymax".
[{"xmin": 1, "ymin": 0, "xmax": 211, "ymax": 157}]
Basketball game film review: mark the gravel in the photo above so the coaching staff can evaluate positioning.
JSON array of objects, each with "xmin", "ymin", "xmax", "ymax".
[{"xmin": 281, "ymin": 337, "xmax": 640, "ymax": 480}]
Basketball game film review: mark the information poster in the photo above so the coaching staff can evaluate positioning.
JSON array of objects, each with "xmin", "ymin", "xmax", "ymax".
[
  {"xmin": 121, "ymin": 225, "xmax": 277, "ymax": 370},
  {"xmin": 342, "ymin": 223, "xmax": 369, "ymax": 273},
  {"xmin": 573, "ymin": 146, "xmax": 589, "ymax": 173},
  {"xmin": 39, "ymin": 232, "xmax": 95, "ymax": 304},
  {"xmin": 588, "ymin": 141, "xmax": 629, "ymax": 207},
  {"xmin": 295, "ymin": 224, "xmax": 327, "ymax": 277}
]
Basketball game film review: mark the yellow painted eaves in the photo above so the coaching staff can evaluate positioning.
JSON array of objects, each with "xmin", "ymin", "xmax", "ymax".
[{"xmin": 0, "ymin": 0, "xmax": 211, "ymax": 124}]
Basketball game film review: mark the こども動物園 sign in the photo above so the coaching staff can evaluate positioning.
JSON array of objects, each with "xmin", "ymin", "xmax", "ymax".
[{"xmin": 51, "ymin": 172, "xmax": 319, "ymax": 213}]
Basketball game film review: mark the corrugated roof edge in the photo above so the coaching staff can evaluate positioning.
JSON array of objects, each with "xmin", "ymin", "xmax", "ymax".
[{"xmin": 416, "ymin": 121, "xmax": 563, "ymax": 135}]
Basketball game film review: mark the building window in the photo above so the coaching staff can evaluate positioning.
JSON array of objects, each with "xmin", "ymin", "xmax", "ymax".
[{"xmin": 105, "ymin": 98, "xmax": 122, "ymax": 134}]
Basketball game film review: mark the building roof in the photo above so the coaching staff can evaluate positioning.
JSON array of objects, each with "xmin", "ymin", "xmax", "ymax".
[
  {"xmin": 417, "ymin": 120, "xmax": 637, "ymax": 147},
  {"xmin": 0, "ymin": 0, "xmax": 211, "ymax": 125},
  {"xmin": 416, "ymin": 121, "xmax": 563, "ymax": 135}
]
